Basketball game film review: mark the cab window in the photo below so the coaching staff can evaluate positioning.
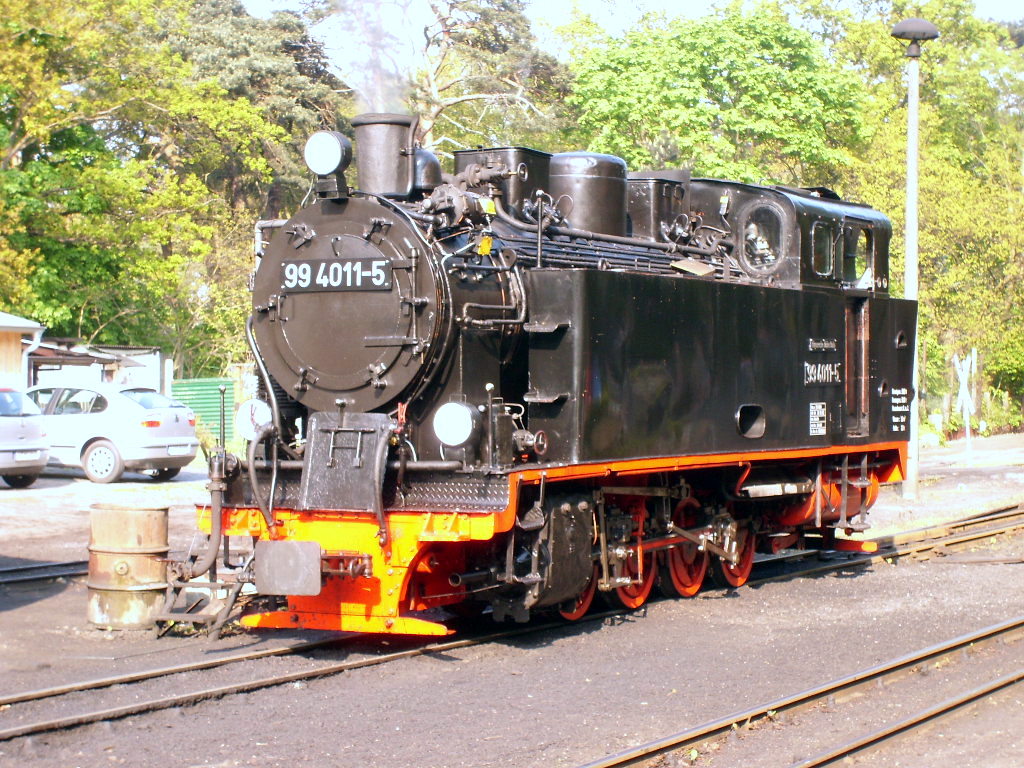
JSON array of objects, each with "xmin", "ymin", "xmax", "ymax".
[
  {"xmin": 740, "ymin": 204, "xmax": 785, "ymax": 274},
  {"xmin": 811, "ymin": 221, "xmax": 835, "ymax": 277},
  {"xmin": 843, "ymin": 225, "xmax": 873, "ymax": 287}
]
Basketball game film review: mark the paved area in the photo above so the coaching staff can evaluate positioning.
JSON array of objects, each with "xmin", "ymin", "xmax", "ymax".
[
  {"xmin": 0, "ymin": 462, "xmax": 210, "ymax": 566},
  {"xmin": 868, "ymin": 432, "xmax": 1024, "ymax": 535}
]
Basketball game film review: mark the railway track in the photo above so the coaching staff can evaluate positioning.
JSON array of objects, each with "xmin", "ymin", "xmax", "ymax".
[
  {"xmin": 0, "ymin": 621, "xmax": 555, "ymax": 742},
  {"xmin": 0, "ymin": 560, "xmax": 87, "ymax": 585},
  {"xmin": 571, "ymin": 615, "xmax": 1024, "ymax": 768},
  {"xmin": 0, "ymin": 504, "xmax": 1021, "ymax": 746},
  {"xmin": 748, "ymin": 503, "xmax": 1024, "ymax": 587}
]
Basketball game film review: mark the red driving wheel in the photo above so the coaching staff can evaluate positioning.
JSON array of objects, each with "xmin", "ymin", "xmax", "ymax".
[
  {"xmin": 659, "ymin": 497, "xmax": 708, "ymax": 598},
  {"xmin": 558, "ymin": 564, "xmax": 599, "ymax": 621},
  {"xmin": 711, "ymin": 523, "xmax": 757, "ymax": 588},
  {"xmin": 607, "ymin": 548, "xmax": 657, "ymax": 610}
]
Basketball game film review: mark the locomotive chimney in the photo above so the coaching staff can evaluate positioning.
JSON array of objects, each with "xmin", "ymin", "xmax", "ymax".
[{"xmin": 351, "ymin": 113, "xmax": 418, "ymax": 197}]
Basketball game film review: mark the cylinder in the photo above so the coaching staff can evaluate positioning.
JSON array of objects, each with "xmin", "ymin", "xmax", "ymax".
[
  {"xmin": 87, "ymin": 503, "xmax": 169, "ymax": 629},
  {"xmin": 351, "ymin": 113, "xmax": 416, "ymax": 197},
  {"xmin": 549, "ymin": 151, "xmax": 628, "ymax": 237}
]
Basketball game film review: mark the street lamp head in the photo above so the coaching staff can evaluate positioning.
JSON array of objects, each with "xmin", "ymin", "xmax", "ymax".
[{"xmin": 891, "ymin": 18, "xmax": 940, "ymax": 58}]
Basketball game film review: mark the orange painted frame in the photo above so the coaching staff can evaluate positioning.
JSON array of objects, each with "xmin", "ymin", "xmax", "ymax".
[{"xmin": 198, "ymin": 440, "xmax": 905, "ymax": 635}]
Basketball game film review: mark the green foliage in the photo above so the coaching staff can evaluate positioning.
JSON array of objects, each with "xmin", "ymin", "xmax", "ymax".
[
  {"xmin": 979, "ymin": 388, "xmax": 1024, "ymax": 435},
  {"xmin": 161, "ymin": 0, "xmax": 350, "ymax": 215},
  {"xmin": 565, "ymin": 4, "xmax": 867, "ymax": 183},
  {"xmin": 0, "ymin": 0, "xmax": 316, "ymax": 376},
  {"xmin": 987, "ymin": 337, "xmax": 1024, "ymax": 399}
]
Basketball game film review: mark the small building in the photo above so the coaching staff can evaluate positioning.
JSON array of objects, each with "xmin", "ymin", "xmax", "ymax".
[
  {"xmin": 0, "ymin": 311, "xmax": 45, "ymax": 389},
  {"xmin": 28, "ymin": 340, "xmax": 172, "ymax": 393}
]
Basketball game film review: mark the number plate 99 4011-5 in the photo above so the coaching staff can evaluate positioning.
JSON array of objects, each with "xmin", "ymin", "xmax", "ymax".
[{"xmin": 281, "ymin": 258, "xmax": 392, "ymax": 292}]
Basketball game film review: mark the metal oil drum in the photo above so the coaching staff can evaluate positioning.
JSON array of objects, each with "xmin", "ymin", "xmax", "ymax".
[{"xmin": 87, "ymin": 503, "xmax": 169, "ymax": 629}]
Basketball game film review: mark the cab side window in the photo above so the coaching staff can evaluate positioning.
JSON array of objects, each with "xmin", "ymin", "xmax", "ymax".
[
  {"xmin": 811, "ymin": 221, "xmax": 835, "ymax": 277},
  {"xmin": 740, "ymin": 204, "xmax": 785, "ymax": 274},
  {"xmin": 843, "ymin": 225, "xmax": 873, "ymax": 287}
]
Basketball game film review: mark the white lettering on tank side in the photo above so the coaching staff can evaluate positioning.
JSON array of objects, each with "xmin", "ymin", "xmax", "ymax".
[
  {"xmin": 890, "ymin": 387, "xmax": 911, "ymax": 432},
  {"xmin": 807, "ymin": 338, "xmax": 838, "ymax": 352},
  {"xmin": 803, "ymin": 361, "xmax": 842, "ymax": 386},
  {"xmin": 809, "ymin": 401, "xmax": 827, "ymax": 436}
]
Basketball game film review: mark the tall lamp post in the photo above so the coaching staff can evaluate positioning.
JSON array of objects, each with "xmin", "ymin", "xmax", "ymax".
[{"xmin": 891, "ymin": 17, "xmax": 939, "ymax": 501}]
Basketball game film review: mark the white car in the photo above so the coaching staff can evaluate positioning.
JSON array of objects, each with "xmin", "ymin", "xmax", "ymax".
[
  {"xmin": 0, "ymin": 389, "xmax": 49, "ymax": 488},
  {"xmin": 26, "ymin": 384, "xmax": 199, "ymax": 483}
]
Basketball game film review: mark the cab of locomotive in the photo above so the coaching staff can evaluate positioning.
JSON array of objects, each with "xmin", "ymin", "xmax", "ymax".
[
  {"xmin": 684, "ymin": 179, "xmax": 891, "ymax": 292},
  {"xmin": 784, "ymin": 190, "xmax": 892, "ymax": 294}
]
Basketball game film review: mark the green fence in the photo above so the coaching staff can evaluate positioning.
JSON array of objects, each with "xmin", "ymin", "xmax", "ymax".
[{"xmin": 172, "ymin": 377, "xmax": 235, "ymax": 444}]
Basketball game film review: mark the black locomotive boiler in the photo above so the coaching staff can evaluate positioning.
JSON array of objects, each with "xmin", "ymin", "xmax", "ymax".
[{"xmin": 194, "ymin": 113, "xmax": 915, "ymax": 635}]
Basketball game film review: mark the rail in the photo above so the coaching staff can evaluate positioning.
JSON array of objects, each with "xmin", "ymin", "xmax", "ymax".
[
  {"xmin": 572, "ymin": 616, "xmax": 1024, "ymax": 768},
  {"xmin": 0, "ymin": 560, "xmax": 88, "ymax": 585},
  {"xmin": 1, "ymin": 504, "xmax": 1021, "ymax": 745}
]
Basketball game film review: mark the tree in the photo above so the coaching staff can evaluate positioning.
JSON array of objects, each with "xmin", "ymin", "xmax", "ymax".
[
  {"xmin": 565, "ymin": 4, "xmax": 868, "ymax": 184},
  {"xmin": 791, "ymin": 0, "xmax": 1024, "ymax": 406},
  {"xmin": 163, "ymin": 0, "xmax": 351, "ymax": 217},
  {"xmin": 0, "ymin": 0, "xmax": 284, "ymax": 376},
  {"xmin": 329, "ymin": 0, "xmax": 570, "ymax": 152}
]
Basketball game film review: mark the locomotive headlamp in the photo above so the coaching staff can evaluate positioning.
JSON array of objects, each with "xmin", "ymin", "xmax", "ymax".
[
  {"xmin": 304, "ymin": 131, "xmax": 353, "ymax": 176},
  {"xmin": 432, "ymin": 401, "xmax": 481, "ymax": 448},
  {"xmin": 234, "ymin": 398, "xmax": 273, "ymax": 443}
]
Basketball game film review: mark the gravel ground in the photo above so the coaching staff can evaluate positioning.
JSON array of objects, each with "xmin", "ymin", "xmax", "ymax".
[
  {"xmin": 0, "ymin": 462, "xmax": 209, "ymax": 566},
  {"xmin": 1, "ymin": 436, "xmax": 1023, "ymax": 768},
  {"xmin": 4, "ymin": 537, "xmax": 1022, "ymax": 768}
]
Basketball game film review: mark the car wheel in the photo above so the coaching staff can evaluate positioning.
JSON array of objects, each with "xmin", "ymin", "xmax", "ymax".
[
  {"xmin": 83, "ymin": 440, "xmax": 124, "ymax": 484},
  {"xmin": 2, "ymin": 474, "xmax": 37, "ymax": 489},
  {"xmin": 151, "ymin": 467, "xmax": 181, "ymax": 482}
]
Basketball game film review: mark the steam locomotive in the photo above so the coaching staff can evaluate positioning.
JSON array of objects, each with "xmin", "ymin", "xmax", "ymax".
[{"xmin": 186, "ymin": 113, "xmax": 915, "ymax": 636}]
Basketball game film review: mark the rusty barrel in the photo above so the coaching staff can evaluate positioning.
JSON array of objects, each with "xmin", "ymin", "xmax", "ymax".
[{"xmin": 87, "ymin": 503, "xmax": 169, "ymax": 629}]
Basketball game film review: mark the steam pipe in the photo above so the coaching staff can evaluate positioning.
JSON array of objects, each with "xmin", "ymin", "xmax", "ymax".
[
  {"xmin": 248, "ymin": 424, "xmax": 277, "ymax": 529},
  {"xmin": 493, "ymin": 197, "xmax": 717, "ymax": 257},
  {"xmin": 449, "ymin": 569, "xmax": 495, "ymax": 587},
  {"xmin": 248, "ymin": 458, "xmax": 462, "ymax": 472},
  {"xmin": 354, "ymin": 190, "xmax": 443, "ymax": 227},
  {"xmin": 254, "ymin": 219, "xmax": 288, "ymax": 257},
  {"xmin": 186, "ymin": 453, "xmax": 226, "ymax": 580},
  {"xmin": 246, "ymin": 316, "xmax": 281, "ymax": 436},
  {"xmin": 245, "ymin": 316, "xmax": 300, "ymax": 461}
]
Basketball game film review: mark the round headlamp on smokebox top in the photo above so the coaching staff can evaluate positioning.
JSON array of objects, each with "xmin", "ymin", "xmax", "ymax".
[
  {"xmin": 432, "ymin": 401, "xmax": 482, "ymax": 448},
  {"xmin": 304, "ymin": 131, "xmax": 353, "ymax": 176}
]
